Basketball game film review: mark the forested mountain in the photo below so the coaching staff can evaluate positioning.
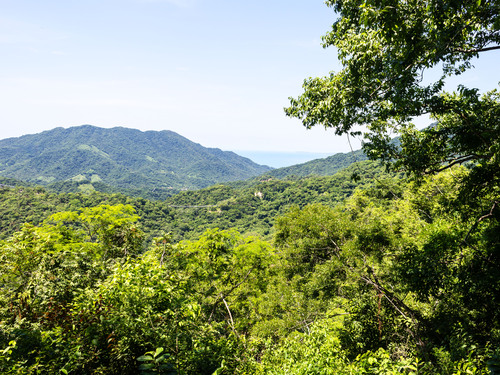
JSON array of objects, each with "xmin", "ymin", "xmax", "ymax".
[
  {"xmin": 1, "ymin": 0, "xmax": 499, "ymax": 372},
  {"xmin": 0, "ymin": 125, "xmax": 272, "ymax": 193},
  {"xmin": 263, "ymin": 149, "xmax": 366, "ymax": 178}
]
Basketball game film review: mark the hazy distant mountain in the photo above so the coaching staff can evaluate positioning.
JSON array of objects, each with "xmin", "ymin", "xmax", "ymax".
[
  {"xmin": 261, "ymin": 149, "xmax": 367, "ymax": 179},
  {"xmin": 0, "ymin": 125, "xmax": 272, "ymax": 193},
  {"xmin": 235, "ymin": 151, "xmax": 333, "ymax": 168}
]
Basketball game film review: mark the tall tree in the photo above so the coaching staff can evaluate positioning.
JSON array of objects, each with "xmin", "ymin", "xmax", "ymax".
[{"xmin": 285, "ymin": 0, "xmax": 499, "ymax": 200}]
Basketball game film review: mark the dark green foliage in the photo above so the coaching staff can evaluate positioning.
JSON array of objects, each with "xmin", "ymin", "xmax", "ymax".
[
  {"xmin": 0, "ymin": 160, "xmax": 392, "ymax": 243},
  {"xmin": 0, "ymin": 125, "xmax": 271, "ymax": 193},
  {"xmin": 255, "ymin": 168, "xmax": 499, "ymax": 373},
  {"xmin": 1, "ymin": 167, "xmax": 499, "ymax": 373},
  {"xmin": 0, "ymin": 176, "xmax": 32, "ymax": 187},
  {"xmin": 262, "ymin": 149, "xmax": 367, "ymax": 179},
  {"xmin": 286, "ymin": 0, "xmax": 500, "ymax": 219},
  {"xmin": 287, "ymin": 0, "xmax": 499, "ymax": 131},
  {"xmin": 277, "ymin": 2, "xmax": 500, "ymax": 368},
  {"xmin": 162, "ymin": 161, "xmax": 394, "ymax": 240}
]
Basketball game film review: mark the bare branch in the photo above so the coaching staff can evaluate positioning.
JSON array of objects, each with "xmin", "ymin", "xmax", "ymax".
[
  {"xmin": 426, "ymin": 154, "xmax": 479, "ymax": 174},
  {"xmin": 478, "ymin": 201, "xmax": 498, "ymax": 222},
  {"xmin": 461, "ymin": 201, "xmax": 498, "ymax": 248},
  {"xmin": 222, "ymin": 296, "xmax": 238, "ymax": 337},
  {"xmin": 453, "ymin": 45, "xmax": 500, "ymax": 53}
]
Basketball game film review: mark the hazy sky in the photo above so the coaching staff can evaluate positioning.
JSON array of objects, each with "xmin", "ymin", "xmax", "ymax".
[{"xmin": 1, "ymin": 0, "xmax": 498, "ymax": 156}]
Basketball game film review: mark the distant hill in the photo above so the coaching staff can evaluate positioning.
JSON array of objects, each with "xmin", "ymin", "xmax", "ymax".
[
  {"xmin": 0, "ymin": 176, "xmax": 32, "ymax": 187},
  {"xmin": 161, "ymin": 160, "xmax": 390, "ymax": 239},
  {"xmin": 0, "ymin": 160, "xmax": 396, "ymax": 242},
  {"xmin": 235, "ymin": 151, "xmax": 332, "ymax": 168},
  {"xmin": 0, "ymin": 125, "xmax": 272, "ymax": 194},
  {"xmin": 262, "ymin": 149, "xmax": 367, "ymax": 179}
]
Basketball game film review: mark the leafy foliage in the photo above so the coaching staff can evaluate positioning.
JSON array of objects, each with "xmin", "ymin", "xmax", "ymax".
[
  {"xmin": 0, "ymin": 160, "xmax": 393, "ymax": 243},
  {"xmin": 1, "ymin": 166, "xmax": 500, "ymax": 373},
  {"xmin": 1, "ymin": 2, "xmax": 499, "ymax": 370},
  {"xmin": 286, "ymin": 0, "xmax": 500, "ymax": 205}
]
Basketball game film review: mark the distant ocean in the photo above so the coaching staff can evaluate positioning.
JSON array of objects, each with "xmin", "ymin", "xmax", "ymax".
[{"xmin": 235, "ymin": 151, "xmax": 332, "ymax": 169}]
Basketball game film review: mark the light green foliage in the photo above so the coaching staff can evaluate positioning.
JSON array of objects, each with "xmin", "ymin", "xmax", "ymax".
[
  {"xmin": 0, "ymin": 204, "xmax": 145, "ymax": 374},
  {"xmin": 71, "ymin": 256, "xmax": 199, "ymax": 373},
  {"xmin": 2, "ymin": 2, "xmax": 500, "ymax": 373},
  {"xmin": 1, "ymin": 163, "xmax": 499, "ymax": 374},
  {"xmin": 258, "ymin": 316, "xmax": 423, "ymax": 375},
  {"xmin": 0, "ymin": 216, "xmax": 274, "ymax": 373},
  {"xmin": 286, "ymin": 0, "xmax": 500, "ymax": 206},
  {"xmin": 0, "ymin": 173, "xmax": 495, "ymax": 373},
  {"xmin": 166, "ymin": 229, "xmax": 277, "ymax": 336},
  {"xmin": 47, "ymin": 204, "xmax": 144, "ymax": 259},
  {"xmin": 69, "ymin": 228, "xmax": 275, "ymax": 374},
  {"xmin": 258, "ymin": 315, "xmax": 347, "ymax": 374}
]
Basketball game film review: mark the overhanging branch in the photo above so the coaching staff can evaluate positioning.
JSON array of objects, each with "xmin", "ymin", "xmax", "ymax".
[{"xmin": 453, "ymin": 45, "xmax": 500, "ymax": 53}]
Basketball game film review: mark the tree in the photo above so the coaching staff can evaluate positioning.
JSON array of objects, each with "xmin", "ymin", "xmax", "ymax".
[
  {"xmin": 285, "ymin": 3, "xmax": 500, "ymax": 365},
  {"xmin": 285, "ymin": 0, "xmax": 499, "ymax": 201},
  {"xmin": 0, "ymin": 204, "xmax": 144, "ymax": 373}
]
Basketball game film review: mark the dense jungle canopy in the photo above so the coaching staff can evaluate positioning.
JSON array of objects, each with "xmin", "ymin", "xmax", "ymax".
[{"xmin": 1, "ymin": 0, "xmax": 500, "ymax": 374}]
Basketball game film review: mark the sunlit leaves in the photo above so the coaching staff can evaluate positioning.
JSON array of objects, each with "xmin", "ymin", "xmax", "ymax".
[{"xmin": 287, "ymin": 0, "xmax": 500, "ymax": 204}]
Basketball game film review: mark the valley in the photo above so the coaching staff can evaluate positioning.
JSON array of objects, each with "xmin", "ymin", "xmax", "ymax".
[
  {"xmin": 1, "ymin": 0, "xmax": 499, "ymax": 369},
  {"xmin": 1, "ymin": 126, "xmax": 498, "ymax": 373}
]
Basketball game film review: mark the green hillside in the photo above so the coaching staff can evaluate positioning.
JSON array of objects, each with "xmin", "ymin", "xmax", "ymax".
[
  {"xmin": 162, "ymin": 160, "xmax": 394, "ymax": 239},
  {"xmin": 1, "ymin": 0, "xmax": 498, "ymax": 371},
  {"xmin": 0, "ymin": 160, "xmax": 393, "ymax": 242},
  {"xmin": 0, "ymin": 125, "xmax": 272, "ymax": 193},
  {"xmin": 263, "ymin": 149, "xmax": 366, "ymax": 178},
  {"xmin": 1, "ymin": 163, "xmax": 498, "ymax": 374}
]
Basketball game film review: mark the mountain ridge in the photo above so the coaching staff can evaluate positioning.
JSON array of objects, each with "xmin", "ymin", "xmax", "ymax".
[
  {"xmin": 0, "ymin": 125, "xmax": 272, "ymax": 193},
  {"xmin": 261, "ymin": 148, "xmax": 367, "ymax": 179}
]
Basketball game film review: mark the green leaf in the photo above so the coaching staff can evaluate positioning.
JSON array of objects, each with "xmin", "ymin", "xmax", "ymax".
[
  {"xmin": 137, "ymin": 355, "xmax": 154, "ymax": 362},
  {"xmin": 154, "ymin": 347, "xmax": 164, "ymax": 358}
]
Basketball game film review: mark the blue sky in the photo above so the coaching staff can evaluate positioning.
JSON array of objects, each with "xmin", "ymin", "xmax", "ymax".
[{"xmin": 1, "ymin": 0, "xmax": 498, "ymax": 163}]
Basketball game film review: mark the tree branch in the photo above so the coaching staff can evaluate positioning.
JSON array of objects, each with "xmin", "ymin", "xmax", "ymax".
[
  {"xmin": 453, "ymin": 45, "xmax": 500, "ymax": 53},
  {"xmin": 478, "ymin": 201, "xmax": 498, "ymax": 222},
  {"xmin": 222, "ymin": 296, "xmax": 238, "ymax": 337},
  {"xmin": 461, "ymin": 201, "xmax": 498, "ymax": 248},
  {"xmin": 425, "ymin": 154, "xmax": 479, "ymax": 174},
  {"xmin": 209, "ymin": 267, "xmax": 254, "ymax": 322},
  {"xmin": 360, "ymin": 273, "xmax": 425, "ymax": 349}
]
